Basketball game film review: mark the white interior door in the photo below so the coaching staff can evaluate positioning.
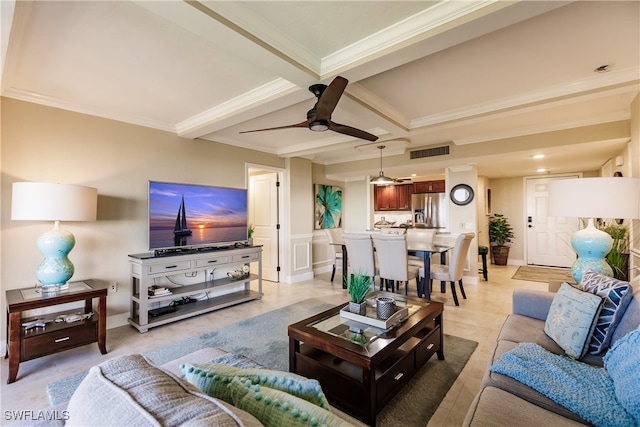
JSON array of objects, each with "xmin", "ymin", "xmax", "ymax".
[
  {"xmin": 526, "ymin": 176, "xmax": 579, "ymax": 267},
  {"xmin": 249, "ymin": 172, "xmax": 280, "ymax": 282}
]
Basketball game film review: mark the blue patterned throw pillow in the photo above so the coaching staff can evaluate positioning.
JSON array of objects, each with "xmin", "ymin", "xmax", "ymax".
[
  {"xmin": 544, "ymin": 282, "xmax": 603, "ymax": 359},
  {"xmin": 578, "ymin": 270, "xmax": 633, "ymax": 354}
]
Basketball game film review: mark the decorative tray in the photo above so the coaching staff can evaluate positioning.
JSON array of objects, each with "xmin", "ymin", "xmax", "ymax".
[{"xmin": 339, "ymin": 293, "xmax": 416, "ymax": 330}]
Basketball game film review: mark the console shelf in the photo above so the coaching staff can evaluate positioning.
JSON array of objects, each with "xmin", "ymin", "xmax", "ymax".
[{"xmin": 128, "ymin": 246, "xmax": 262, "ymax": 333}]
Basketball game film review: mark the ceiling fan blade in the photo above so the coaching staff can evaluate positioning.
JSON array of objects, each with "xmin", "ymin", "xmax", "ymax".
[
  {"xmin": 239, "ymin": 121, "xmax": 308, "ymax": 134},
  {"xmin": 329, "ymin": 121, "xmax": 378, "ymax": 141},
  {"xmin": 315, "ymin": 76, "xmax": 348, "ymax": 120}
]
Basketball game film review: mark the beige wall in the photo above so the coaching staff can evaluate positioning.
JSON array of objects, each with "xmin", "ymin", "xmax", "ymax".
[{"xmin": 1, "ymin": 98, "xmax": 285, "ymax": 337}]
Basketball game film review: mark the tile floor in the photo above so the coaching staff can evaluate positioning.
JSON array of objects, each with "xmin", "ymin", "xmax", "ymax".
[{"xmin": 1, "ymin": 264, "xmax": 545, "ymax": 426}]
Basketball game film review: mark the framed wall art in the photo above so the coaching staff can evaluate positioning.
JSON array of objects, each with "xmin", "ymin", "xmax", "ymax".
[{"xmin": 314, "ymin": 184, "xmax": 342, "ymax": 229}]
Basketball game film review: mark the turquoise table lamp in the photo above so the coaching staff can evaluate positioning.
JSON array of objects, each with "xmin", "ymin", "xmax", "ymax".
[
  {"xmin": 549, "ymin": 177, "xmax": 640, "ymax": 283},
  {"xmin": 11, "ymin": 182, "xmax": 97, "ymax": 292}
]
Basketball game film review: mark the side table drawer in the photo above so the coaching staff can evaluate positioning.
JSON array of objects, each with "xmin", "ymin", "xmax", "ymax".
[
  {"xmin": 22, "ymin": 321, "xmax": 97, "ymax": 361},
  {"xmin": 415, "ymin": 327, "xmax": 441, "ymax": 367}
]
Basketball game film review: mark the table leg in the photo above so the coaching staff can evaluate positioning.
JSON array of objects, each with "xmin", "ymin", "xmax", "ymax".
[
  {"xmin": 97, "ymin": 295, "xmax": 107, "ymax": 355},
  {"xmin": 436, "ymin": 312, "xmax": 445, "ymax": 360},
  {"xmin": 288, "ymin": 337, "xmax": 299, "ymax": 373},
  {"xmin": 341, "ymin": 244, "xmax": 348, "ymax": 289},
  {"xmin": 7, "ymin": 311, "xmax": 21, "ymax": 383},
  {"xmin": 422, "ymin": 254, "xmax": 431, "ymax": 299},
  {"xmin": 440, "ymin": 252, "xmax": 447, "ymax": 293}
]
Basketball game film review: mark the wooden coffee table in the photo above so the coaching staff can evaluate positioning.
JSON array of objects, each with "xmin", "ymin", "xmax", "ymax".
[{"xmin": 288, "ymin": 294, "xmax": 444, "ymax": 426}]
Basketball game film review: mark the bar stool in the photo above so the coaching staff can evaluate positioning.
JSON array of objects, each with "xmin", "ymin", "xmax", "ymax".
[{"xmin": 478, "ymin": 246, "xmax": 488, "ymax": 281}]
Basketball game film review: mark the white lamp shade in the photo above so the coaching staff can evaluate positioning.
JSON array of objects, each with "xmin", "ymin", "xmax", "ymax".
[
  {"xmin": 11, "ymin": 182, "xmax": 98, "ymax": 221},
  {"xmin": 548, "ymin": 177, "xmax": 640, "ymax": 219}
]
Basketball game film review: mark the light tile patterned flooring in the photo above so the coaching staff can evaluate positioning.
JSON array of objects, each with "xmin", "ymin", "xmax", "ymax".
[{"xmin": 1, "ymin": 264, "xmax": 545, "ymax": 426}]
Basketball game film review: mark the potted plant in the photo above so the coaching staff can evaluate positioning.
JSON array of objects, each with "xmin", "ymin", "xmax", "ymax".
[
  {"xmin": 602, "ymin": 222, "xmax": 629, "ymax": 281},
  {"xmin": 489, "ymin": 214, "xmax": 514, "ymax": 266},
  {"xmin": 348, "ymin": 273, "xmax": 373, "ymax": 315},
  {"xmin": 247, "ymin": 224, "xmax": 254, "ymax": 245}
]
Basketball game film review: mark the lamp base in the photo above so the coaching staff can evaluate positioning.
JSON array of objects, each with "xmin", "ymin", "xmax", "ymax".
[
  {"xmin": 570, "ymin": 218, "xmax": 613, "ymax": 283},
  {"xmin": 36, "ymin": 221, "xmax": 76, "ymax": 287}
]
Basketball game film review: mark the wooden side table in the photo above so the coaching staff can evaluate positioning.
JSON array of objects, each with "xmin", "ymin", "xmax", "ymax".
[{"xmin": 4, "ymin": 279, "xmax": 108, "ymax": 383}]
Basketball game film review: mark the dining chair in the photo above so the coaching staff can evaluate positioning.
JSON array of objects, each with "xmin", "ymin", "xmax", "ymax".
[
  {"xmin": 406, "ymin": 228, "xmax": 437, "ymax": 267},
  {"xmin": 372, "ymin": 234, "xmax": 420, "ymax": 295},
  {"xmin": 324, "ymin": 228, "xmax": 343, "ymax": 282},
  {"xmin": 421, "ymin": 232, "xmax": 475, "ymax": 306},
  {"xmin": 342, "ymin": 233, "xmax": 378, "ymax": 287}
]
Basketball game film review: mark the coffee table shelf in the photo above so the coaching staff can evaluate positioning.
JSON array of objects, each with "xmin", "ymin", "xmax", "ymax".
[{"xmin": 288, "ymin": 296, "xmax": 443, "ymax": 426}]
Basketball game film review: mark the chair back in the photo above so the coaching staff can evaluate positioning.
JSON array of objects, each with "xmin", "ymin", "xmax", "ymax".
[
  {"xmin": 324, "ymin": 228, "xmax": 343, "ymax": 259},
  {"xmin": 406, "ymin": 228, "xmax": 436, "ymax": 246},
  {"xmin": 342, "ymin": 233, "xmax": 376, "ymax": 278},
  {"xmin": 448, "ymin": 233, "xmax": 475, "ymax": 281},
  {"xmin": 372, "ymin": 234, "xmax": 410, "ymax": 282}
]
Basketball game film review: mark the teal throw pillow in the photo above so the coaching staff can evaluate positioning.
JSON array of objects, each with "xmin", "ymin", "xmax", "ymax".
[
  {"xmin": 180, "ymin": 363, "xmax": 330, "ymax": 410},
  {"xmin": 604, "ymin": 326, "xmax": 640, "ymax": 424},
  {"xmin": 544, "ymin": 282, "xmax": 603, "ymax": 359},
  {"xmin": 578, "ymin": 269, "xmax": 633, "ymax": 354},
  {"xmin": 228, "ymin": 377, "xmax": 352, "ymax": 427}
]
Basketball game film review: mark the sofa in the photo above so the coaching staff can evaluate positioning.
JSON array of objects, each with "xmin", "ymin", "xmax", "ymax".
[
  {"xmin": 29, "ymin": 347, "xmax": 364, "ymax": 427},
  {"xmin": 464, "ymin": 273, "xmax": 640, "ymax": 427}
]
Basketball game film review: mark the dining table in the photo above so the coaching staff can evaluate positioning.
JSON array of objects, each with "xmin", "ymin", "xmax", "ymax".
[{"xmin": 331, "ymin": 238, "xmax": 453, "ymax": 300}]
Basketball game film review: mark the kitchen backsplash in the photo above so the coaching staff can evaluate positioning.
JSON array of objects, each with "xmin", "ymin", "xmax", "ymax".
[{"xmin": 373, "ymin": 213, "xmax": 413, "ymax": 226}]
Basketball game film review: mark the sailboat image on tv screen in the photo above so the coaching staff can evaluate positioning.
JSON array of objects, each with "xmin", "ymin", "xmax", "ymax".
[{"xmin": 173, "ymin": 195, "xmax": 192, "ymax": 237}]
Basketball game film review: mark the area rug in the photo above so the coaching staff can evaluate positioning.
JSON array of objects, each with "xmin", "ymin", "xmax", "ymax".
[
  {"xmin": 47, "ymin": 298, "xmax": 477, "ymax": 426},
  {"xmin": 512, "ymin": 265, "xmax": 573, "ymax": 283}
]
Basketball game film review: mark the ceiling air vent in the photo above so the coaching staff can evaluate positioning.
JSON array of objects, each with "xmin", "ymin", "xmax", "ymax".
[{"xmin": 410, "ymin": 145, "xmax": 450, "ymax": 159}]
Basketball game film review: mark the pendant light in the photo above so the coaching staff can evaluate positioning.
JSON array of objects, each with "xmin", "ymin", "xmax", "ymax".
[{"xmin": 370, "ymin": 145, "xmax": 395, "ymax": 185}]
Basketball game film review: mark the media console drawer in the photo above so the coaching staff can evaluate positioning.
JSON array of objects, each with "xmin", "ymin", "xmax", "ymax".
[{"xmin": 147, "ymin": 260, "xmax": 192, "ymax": 274}]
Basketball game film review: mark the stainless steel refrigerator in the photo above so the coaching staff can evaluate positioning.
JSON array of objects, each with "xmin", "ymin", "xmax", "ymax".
[{"xmin": 411, "ymin": 193, "xmax": 447, "ymax": 229}]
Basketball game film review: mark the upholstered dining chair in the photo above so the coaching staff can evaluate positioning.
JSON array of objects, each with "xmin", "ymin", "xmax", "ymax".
[
  {"xmin": 406, "ymin": 228, "xmax": 437, "ymax": 267},
  {"xmin": 372, "ymin": 234, "xmax": 420, "ymax": 295},
  {"xmin": 324, "ymin": 228, "xmax": 343, "ymax": 282},
  {"xmin": 421, "ymin": 232, "xmax": 475, "ymax": 306},
  {"xmin": 342, "ymin": 233, "xmax": 378, "ymax": 287}
]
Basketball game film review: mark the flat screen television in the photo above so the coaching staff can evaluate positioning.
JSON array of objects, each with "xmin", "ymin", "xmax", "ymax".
[{"xmin": 148, "ymin": 181, "xmax": 248, "ymax": 252}]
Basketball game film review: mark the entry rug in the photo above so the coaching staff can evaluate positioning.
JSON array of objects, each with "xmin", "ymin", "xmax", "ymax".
[
  {"xmin": 512, "ymin": 265, "xmax": 574, "ymax": 284},
  {"xmin": 47, "ymin": 298, "xmax": 477, "ymax": 426}
]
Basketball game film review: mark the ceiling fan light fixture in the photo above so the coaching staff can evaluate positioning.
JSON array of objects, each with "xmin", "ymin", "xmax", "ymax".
[{"xmin": 309, "ymin": 120, "xmax": 330, "ymax": 131}]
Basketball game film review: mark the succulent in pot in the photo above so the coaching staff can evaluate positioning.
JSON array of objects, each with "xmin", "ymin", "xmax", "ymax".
[{"xmin": 348, "ymin": 273, "xmax": 373, "ymax": 315}]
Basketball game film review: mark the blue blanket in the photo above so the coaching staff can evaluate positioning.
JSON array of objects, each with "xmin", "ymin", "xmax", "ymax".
[{"xmin": 490, "ymin": 343, "xmax": 636, "ymax": 427}]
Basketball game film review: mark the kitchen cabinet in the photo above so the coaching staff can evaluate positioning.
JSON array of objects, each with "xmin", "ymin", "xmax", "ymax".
[
  {"xmin": 374, "ymin": 184, "xmax": 413, "ymax": 211},
  {"xmin": 413, "ymin": 180, "xmax": 445, "ymax": 193}
]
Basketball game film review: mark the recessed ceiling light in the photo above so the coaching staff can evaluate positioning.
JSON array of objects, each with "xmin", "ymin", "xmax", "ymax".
[
  {"xmin": 411, "ymin": 173, "xmax": 417, "ymax": 177},
  {"xmin": 533, "ymin": 154, "xmax": 545, "ymax": 159},
  {"xmin": 537, "ymin": 168, "xmax": 547, "ymax": 173}
]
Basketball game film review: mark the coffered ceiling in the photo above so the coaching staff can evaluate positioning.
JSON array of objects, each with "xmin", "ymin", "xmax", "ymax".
[{"xmin": 2, "ymin": 1, "xmax": 639, "ymax": 180}]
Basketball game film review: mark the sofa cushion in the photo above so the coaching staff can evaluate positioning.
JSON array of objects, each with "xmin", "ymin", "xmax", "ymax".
[
  {"xmin": 66, "ymin": 354, "xmax": 262, "ymax": 427},
  {"xmin": 181, "ymin": 363, "xmax": 330, "ymax": 410},
  {"xmin": 611, "ymin": 288, "xmax": 640, "ymax": 344},
  {"xmin": 228, "ymin": 377, "xmax": 353, "ymax": 427},
  {"xmin": 604, "ymin": 326, "xmax": 640, "ymax": 424},
  {"xmin": 490, "ymin": 342, "xmax": 635, "ymax": 427},
  {"xmin": 463, "ymin": 386, "xmax": 586, "ymax": 427},
  {"xmin": 483, "ymin": 339, "xmax": 590, "ymax": 424},
  {"xmin": 544, "ymin": 282, "xmax": 603, "ymax": 359},
  {"xmin": 578, "ymin": 270, "xmax": 633, "ymax": 354}
]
